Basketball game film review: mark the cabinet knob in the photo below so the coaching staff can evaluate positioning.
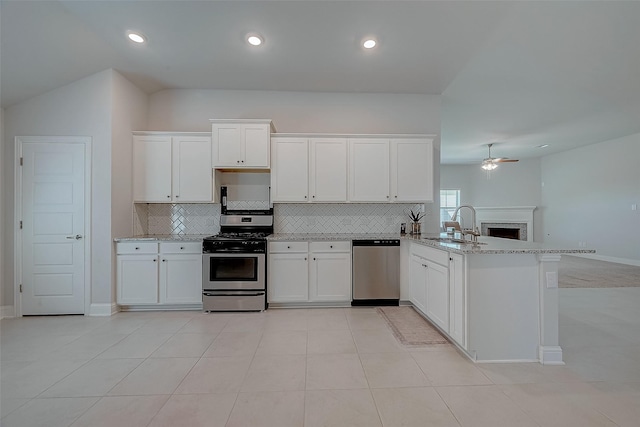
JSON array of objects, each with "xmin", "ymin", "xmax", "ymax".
[
  {"xmin": 162, "ymin": 259, "xmax": 166, "ymax": 262},
  {"xmin": 330, "ymin": 245, "xmax": 333, "ymax": 248},
  {"xmin": 167, "ymin": 195, "xmax": 170, "ymax": 199},
  {"xmin": 304, "ymin": 196, "xmax": 307, "ymax": 199},
  {"xmin": 313, "ymin": 257, "xmax": 316, "ymax": 261},
  {"xmin": 175, "ymin": 195, "xmax": 179, "ymax": 198},
  {"xmin": 386, "ymin": 195, "xmax": 389, "ymax": 198},
  {"xmin": 304, "ymin": 257, "xmax": 307, "ymax": 261},
  {"xmin": 450, "ymin": 257, "xmax": 453, "ymax": 261},
  {"xmin": 135, "ymin": 247, "xmax": 140, "ymax": 250},
  {"xmin": 287, "ymin": 245, "xmax": 291, "ymax": 249},
  {"xmin": 241, "ymin": 160, "xmax": 244, "ymax": 163},
  {"xmin": 395, "ymin": 195, "xmax": 398, "ymax": 198},
  {"xmin": 180, "ymin": 246, "xmax": 185, "ymax": 250},
  {"xmin": 153, "ymin": 259, "xmax": 157, "ymax": 262},
  {"xmin": 312, "ymin": 195, "xmax": 315, "ymax": 198},
  {"xmin": 237, "ymin": 160, "xmax": 240, "ymax": 164}
]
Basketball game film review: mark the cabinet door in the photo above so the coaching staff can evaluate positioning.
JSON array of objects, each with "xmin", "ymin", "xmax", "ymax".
[
  {"xmin": 173, "ymin": 136, "xmax": 213, "ymax": 202},
  {"xmin": 133, "ymin": 136, "xmax": 172, "ymax": 202},
  {"xmin": 117, "ymin": 255, "xmax": 159, "ymax": 304},
  {"xmin": 159, "ymin": 254, "xmax": 203, "ymax": 304},
  {"xmin": 310, "ymin": 138, "xmax": 348, "ymax": 202},
  {"xmin": 310, "ymin": 252, "xmax": 351, "ymax": 302},
  {"xmin": 410, "ymin": 254, "xmax": 427, "ymax": 314},
  {"xmin": 271, "ymin": 137, "xmax": 309, "ymax": 202},
  {"xmin": 449, "ymin": 253, "xmax": 466, "ymax": 348},
  {"xmin": 212, "ymin": 124, "xmax": 242, "ymax": 166},
  {"xmin": 426, "ymin": 260, "xmax": 449, "ymax": 332},
  {"xmin": 243, "ymin": 124, "xmax": 270, "ymax": 167},
  {"xmin": 390, "ymin": 139, "xmax": 434, "ymax": 202},
  {"xmin": 268, "ymin": 253, "xmax": 309, "ymax": 302},
  {"xmin": 349, "ymin": 138, "xmax": 390, "ymax": 202}
]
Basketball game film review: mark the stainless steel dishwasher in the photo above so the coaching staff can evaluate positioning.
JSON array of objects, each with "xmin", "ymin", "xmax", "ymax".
[{"xmin": 352, "ymin": 239, "xmax": 400, "ymax": 306}]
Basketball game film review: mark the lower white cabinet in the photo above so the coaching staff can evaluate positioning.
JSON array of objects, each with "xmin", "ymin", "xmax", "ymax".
[
  {"xmin": 117, "ymin": 241, "xmax": 202, "ymax": 307},
  {"xmin": 409, "ymin": 244, "xmax": 450, "ymax": 333},
  {"xmin": 448, "ymin": 253, "xmax": 466, "ymax": 348},
  {"xmin": 268, "ymin": 241, "xmax": 351, "ymax": 304}
]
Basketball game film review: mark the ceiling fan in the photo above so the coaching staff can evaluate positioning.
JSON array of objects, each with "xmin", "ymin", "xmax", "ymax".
[{"xmin": 481, "ymin": 143, "xmax": 519, "ymax": 170}]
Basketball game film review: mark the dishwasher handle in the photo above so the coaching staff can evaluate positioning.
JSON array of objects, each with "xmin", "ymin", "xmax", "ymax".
[{"xmin": 352, "ymin": 239, "xmax": 400, "ymax": 247}]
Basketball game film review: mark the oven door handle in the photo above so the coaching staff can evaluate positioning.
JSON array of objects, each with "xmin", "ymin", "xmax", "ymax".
[{"xmin": 203, "ymin": 292, "xmax": 265, "ymax": 297}]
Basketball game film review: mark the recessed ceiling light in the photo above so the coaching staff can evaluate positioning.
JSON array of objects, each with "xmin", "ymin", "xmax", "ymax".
[
  {"xmin": 537, "ymin": 144, "xmax": 549, "ymax": 148},
  {"xmin": 247, "ymin": 34, "xmax": 263, "ymax": 46},
  {"xmin": 363, "ymin": 38, "xmax": 377, "ymax": 49},
  {"xmin": 127, "ymin": 32, "xmax": 146, "ymax": 44}
]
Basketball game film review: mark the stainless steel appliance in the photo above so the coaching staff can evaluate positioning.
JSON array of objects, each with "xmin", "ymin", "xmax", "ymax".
[
  {"xmin": 352, "ymin": 239, "xmax": 400, "ymax": 306},
  {"xmin": 202, "ymin": 210, "xmax": 273, "ymax": 312}
]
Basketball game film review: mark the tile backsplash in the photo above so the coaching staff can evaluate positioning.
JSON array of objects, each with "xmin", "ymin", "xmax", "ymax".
[
  {"xmin": 274, "ymin": 203, "xmax": 424, "ymax": 234},
  {"xmin": 135, "ymin": 202, "xmax": 426, "ymax": 235}
]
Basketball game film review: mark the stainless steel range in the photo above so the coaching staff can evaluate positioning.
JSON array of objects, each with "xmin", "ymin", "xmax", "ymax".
[{"xmin": 202, "ymin": 213, "xmax": 273, "ymax": 312}]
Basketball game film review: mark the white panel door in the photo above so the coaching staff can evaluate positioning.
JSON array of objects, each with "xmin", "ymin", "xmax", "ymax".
[
  {"xmin": 243, "ymin": 124, "xmax": 270, "ymax": 167},
  {"xmin": 21, "ymin": 142, "xmax": 86, "ymax": 314},
  {"xmin": 117, "ymin": 255, "xmax": 159, "ymax": 304},
  {"xmin": 133, "ymin": 135, "xmax": 172, "ymax": 202},
  {"xmin": 410, "ymin": 254, "xmax": 427, "ymax": 314},
  {"xmin": 160, "ymin": 254, "xmax": 202, "ymax": 304},
  {"xmin": 173, "ymin": 136, "xmax": 212, "ymax": 202},
  {"xmin": 268, "ymin": 253, "xmax": 309, "ymax": 303},
  {"xmin": 310, "ymin": 138, "xmax": 348, "ymax": 202},
  {"xmin": 271, "ymin": 137, "xmax": 309, "ymax": 202},
  {"xmin": 391, "ymin": 139, "xmax": 434, "ymax": 202},
  {"xmin": 349, "ymin": 138, "xmax": 390, "ymax": 202},
  {"xmin": 212, "ymin": 124, "xmax": 242, "ymax": 166},
  {"xmin": 426, "ymin": 260, "xmax": 450, "ymax": 332},
  {"xmin": 309, "ymin": 252, "xmax": 351, "ymax": 302}
]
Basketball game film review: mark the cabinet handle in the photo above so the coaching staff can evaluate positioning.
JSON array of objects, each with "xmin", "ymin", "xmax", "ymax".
[{"xmin": 135, "ymin": 247, "xmax": 140, "ymax": 250}]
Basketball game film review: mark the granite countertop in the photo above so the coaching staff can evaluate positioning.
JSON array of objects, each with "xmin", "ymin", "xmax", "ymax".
[
  {"xmin": 267, "ymin": 233, "xmax": 400, "ymax": 241},
  {"xmin": 114, "ymin": 234, "xmax": 209, "ymax": 242},
  {"xmin": 406, "ymin": 233, "xmax": 596, "ymax": 255},
  {"xmin": 268, "ymin": 233, "xmax": 595, "ymax": 255}
]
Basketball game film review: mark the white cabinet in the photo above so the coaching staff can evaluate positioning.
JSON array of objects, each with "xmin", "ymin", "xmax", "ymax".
[
  {"xmin": 268, "ymin": 241, "xmax": 351, "ymax": 304},
  {"xmin": 349, "ymin": 137, "xmax": 434, "ymax": 203},
  {"xmin": 271, "ymin": 137, "xmax": 347, "ymax": 202},
  {"xmin": 391, "ymin": 139, "xmax": 434, "ymax": 202},
  {"xmin": 133, "ymin": 133, "xmax": 212, "ymax": 203},
  {"xmin": 349, "ymin": 138, "xmax": 390, "ymax": 202},
  {"xmin": 271, "ymin": 137, "xmax": 309, "ymax": 202},
  {"xmin": 117, "ymin": 241, "xmax": 202, "ymax": 307},
  {"xmin": 309, "ymin": 242, "xmax": 351, "ymax": 302},
  {"xmin": 409, "ymin": 243, "xmax": 450, "ymax": 332},
  {"xmin": 449, "ymin": 253, "xmax": 466, "ymax": 348},
  {"xmin": 211, "ymin": 120, "xmax": 273, "ymax": 168}
]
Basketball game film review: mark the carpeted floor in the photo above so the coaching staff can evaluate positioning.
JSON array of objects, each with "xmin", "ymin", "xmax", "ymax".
[
  {"xmin": 559, "ymin": 255, "xmax": 640, "ymax": 288},
  {"xmin": 376, "ymin": 306, "xmax": 448, "ymax": 346}
]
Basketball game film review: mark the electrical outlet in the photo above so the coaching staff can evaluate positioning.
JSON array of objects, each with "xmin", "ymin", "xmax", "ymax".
[
  {"xmin": 632, "ymin": 204, "xmax": 637, "ymax": 211},
  {"xmin": 546, "ymin": 272, "xmax": 558, "ymax": 288}
]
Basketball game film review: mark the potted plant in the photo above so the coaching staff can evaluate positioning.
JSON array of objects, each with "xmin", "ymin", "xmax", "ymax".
[{"xmin": 408, "ymin": 209, "xmax": 425, "ymax": 235}]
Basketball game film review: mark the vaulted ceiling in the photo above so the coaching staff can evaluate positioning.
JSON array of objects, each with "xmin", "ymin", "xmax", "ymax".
[{"xmin": 2, "ymin": 1, "xmax": 639, "ymax": 164}]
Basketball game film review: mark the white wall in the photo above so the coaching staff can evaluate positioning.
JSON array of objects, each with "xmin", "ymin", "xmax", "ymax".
[
  {"xmin": 148, "ymin": 89, "xmax": 443, "ymax": 232},
  {"xmin": 441, "ymin": 158, "xmax": 543, "ymax": 240},
  {"xmin": 3, "ymin": 70, "xmax": 114, "ymax": 310},
  {"xmin": 110, "ymin": 72, "xmax": 149, "ymax": 304},
  {"xmin": 541, "ymin": 133, "xmax": 640, "ymax": 264}
]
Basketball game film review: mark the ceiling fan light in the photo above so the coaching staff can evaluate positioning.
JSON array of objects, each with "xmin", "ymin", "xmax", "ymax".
[{"xmin": 481, "ymin": 162, "xmax": 498, "ymax": 171}]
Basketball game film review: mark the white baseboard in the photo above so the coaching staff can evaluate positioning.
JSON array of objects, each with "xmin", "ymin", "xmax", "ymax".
[
  {"xmin": 88, "ymin": 303, "xmax": 119, "ymax": 317},
  {"xmin": 539, "ymin": 345, "xmax": 565, "ymax": 365},
  {"xmin": 1, "ymin": 305, "xmax": 15, "ymax": 318},
  {"xmin": 571, "ymin": 253, "xmax": 640, "ymax": 267}
]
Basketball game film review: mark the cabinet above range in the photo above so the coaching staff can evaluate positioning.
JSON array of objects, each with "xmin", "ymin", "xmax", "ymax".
[{"xmin": 211, "ymin": 119, "xmax": 275, "ymax": 169}]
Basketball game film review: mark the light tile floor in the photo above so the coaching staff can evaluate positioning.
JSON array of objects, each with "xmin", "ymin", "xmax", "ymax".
[{"xmin": 1, "ymin": 288, "xmax": 639, "ymax": 426}]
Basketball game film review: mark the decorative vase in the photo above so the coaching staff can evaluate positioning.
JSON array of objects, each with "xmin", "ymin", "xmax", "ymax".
[{"xmin": 411, "ymin": 222, "xmax": 421, "ymax": 235}]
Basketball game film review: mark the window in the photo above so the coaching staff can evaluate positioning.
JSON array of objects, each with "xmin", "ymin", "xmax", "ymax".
[{"xmin": 440, "ymin": 189, "xmax": 460, "ymax": 227}]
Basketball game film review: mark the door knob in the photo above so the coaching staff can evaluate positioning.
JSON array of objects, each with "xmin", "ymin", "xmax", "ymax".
[{"xmin": 66, "ymin": 234, "xmax": 83, "ymax": 240}]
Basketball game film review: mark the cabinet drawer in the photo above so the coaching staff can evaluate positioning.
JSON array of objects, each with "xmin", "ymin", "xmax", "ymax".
[
  {"xmin": 269, "ymin": 241, "xmax": 309, "ymax": 253},
  {"xmin": 117, "ymin": 242, "xmax": 158, "ymax": 254},
  {"xmin": 160, "ymin": 241, "xmax": 202, "ymax": 254},
  {"xmin": 309, "ymin": 241, "xmax": 351, "ymax": 253},
  {"xmin": 411, "ymin": 243, "xmax": 449, "ymax": 266}
]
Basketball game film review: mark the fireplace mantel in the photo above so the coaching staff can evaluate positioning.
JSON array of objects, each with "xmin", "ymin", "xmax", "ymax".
[{"xmin": 475, "ymin": 206, "xmax": 536, "ymax": 242}]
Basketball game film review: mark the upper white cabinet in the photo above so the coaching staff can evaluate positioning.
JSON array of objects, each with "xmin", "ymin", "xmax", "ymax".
[
  {"xmin": 349, "ymin": 138, "xmax": 390, "ymax": 202},
  {"xmin": 271, "ymin": 136, "xmax": 348, "ymax": 203},
  {"xmin": 211, "ymin": 119, "xmax": 274, "ymax": 168},
  {"xmin": 133, "ymin": 133, "xmax": 212, "ymax": 203},
  {"xmin": 391, "ymin": 139, "xmax": 434, "ymax": 202},
  {"xmin": 349, "ymin": 137, "xmax": 434, "ymax": 203}
]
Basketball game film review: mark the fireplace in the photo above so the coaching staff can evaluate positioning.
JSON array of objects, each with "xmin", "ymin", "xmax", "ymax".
[{"xmin": 487, "ymin": 227, "xmax": 520, "ymax": 240}]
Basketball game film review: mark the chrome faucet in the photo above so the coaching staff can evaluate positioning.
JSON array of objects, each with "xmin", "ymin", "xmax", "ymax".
[{"xmin": 448, "ymin": 205, "xmax": 481, "ymax": 242}]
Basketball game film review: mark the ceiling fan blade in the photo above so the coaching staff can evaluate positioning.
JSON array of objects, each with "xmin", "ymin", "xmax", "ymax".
[{"xmin": 495, "ymin": 158, "xmax": 519, "ymax": 163}]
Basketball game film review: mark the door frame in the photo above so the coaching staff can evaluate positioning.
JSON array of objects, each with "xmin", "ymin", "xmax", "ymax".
[{"xmin": 14, "ymin": 136, "xmax": 92, "ymax": 317}]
